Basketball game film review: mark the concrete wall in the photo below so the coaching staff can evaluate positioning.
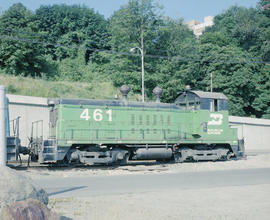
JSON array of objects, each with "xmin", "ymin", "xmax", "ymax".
[
  {"xmin": 7, "ymin": 94, "xmax": 50, "ymax": 147},
  {"xmin": 229, "ymin": 116, "xmax": 270, "ymax": 154},
  {"xmin": 6, "ymin": 94, "xmax": 270, "ymax": 153}
]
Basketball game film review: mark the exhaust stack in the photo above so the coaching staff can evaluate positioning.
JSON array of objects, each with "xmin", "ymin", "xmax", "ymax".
[
  {"xmin": 120, "ymin": 85, "xmax": 130, "ymax": 103},
  {"xmin": 153, "ymin": 86, "xmax": 163, "ymax": 103}
]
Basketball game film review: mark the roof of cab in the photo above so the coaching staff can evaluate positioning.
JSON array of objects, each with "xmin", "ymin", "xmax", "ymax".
[{"xmin": 177, "ymin": 90, "xmax": 228, "ymax": 100}]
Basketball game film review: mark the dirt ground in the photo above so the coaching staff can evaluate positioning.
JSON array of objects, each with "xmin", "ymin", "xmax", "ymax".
[{"xmin": 48, "ymin": 184, "xmax": 270, "ymax": 220}]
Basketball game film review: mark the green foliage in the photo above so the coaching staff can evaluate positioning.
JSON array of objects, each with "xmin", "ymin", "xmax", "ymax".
[
  {"xmin": 259, "ymin": 0, "xmax": 270, "ymax": 18},
  {"xmin": 108, "ymin": 0, "xmax": 163, "ymax": 99},
  {"xmin": 199, "ymin": 32, "xmax": 237, "ymax": 47},
  {"xmin": 110, "ymin": 0, "xmax": 162, "ymax": 51},
  {"xmin": 202, "ymin": 5, "xmax": 270, "ymax": 117},
  {"xmin": 252, "ymin": 65, "xmax": 270, "ymax": 118},
  {"xmin": 0, "ymin": 3, "xmax": 46, "ymax": 77},
  {"xmin": 108, "ymin": 1, "xmax": 196, "ymax": 102},
  {"xmin": 150, "ymin": 18, "xmax": 197, "ymax": 102},
  {"xmin": 35, "ymin": 4, "xmax": 110, "ymax": 62},
  {"xmin": 196, "ymin": 41, "xmax": 262, "ymax": 116},
  {"xmin": 207, "ymin": 5, "xmax": 270, "ymax": 60}
]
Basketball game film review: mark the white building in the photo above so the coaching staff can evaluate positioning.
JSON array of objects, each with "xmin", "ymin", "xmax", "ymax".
[{"xmin": 185, "ymin": 16, "xmax": 214, "ymax": 37}]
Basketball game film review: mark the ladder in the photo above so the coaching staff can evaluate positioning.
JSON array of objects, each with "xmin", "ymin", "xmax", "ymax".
[{"xmin": 7, "ymin": 117, "xmax": 21, "ymax": 161}]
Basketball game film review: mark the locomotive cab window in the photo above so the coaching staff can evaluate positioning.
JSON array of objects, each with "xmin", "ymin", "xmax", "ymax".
[
  {"xmin": 175, "ymin": 90, "xmax": 228, "ymax": 111},
  {"xmin": 218, "ymin": 99, "xmax": 228, "ymax": 111},
  {"xmin": 175, "ymin": 93, "xmax": 200, "ymax": 110},
  {"xmin": 202, "ymin": 99, "xmax": 228, "ymax": 111}
]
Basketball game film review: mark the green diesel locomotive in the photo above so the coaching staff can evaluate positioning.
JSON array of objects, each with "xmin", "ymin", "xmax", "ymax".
[{"xmin": 32, "ymin": 86, "xmax": 245, "ymax": 165}]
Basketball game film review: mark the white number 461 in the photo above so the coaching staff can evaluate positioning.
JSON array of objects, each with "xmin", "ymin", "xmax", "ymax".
[{"xmin": 80, "ymin": 109, "xmax": 112, "ymax": 122}]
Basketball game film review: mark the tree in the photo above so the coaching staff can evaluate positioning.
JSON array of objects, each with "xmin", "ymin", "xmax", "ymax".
[
  {"xmin": 252, "ymin": 65, "xmax": 270, "ymax": 119},
  {"xmin": 207, "ymin": 6, "xmax": 263, "ymax": 52},
  {"xmin": 109, "ymin": 1, "xmax": 198, "ymax": 101},
  {"xmin": 35, "ymin": 4, "xmax": 110, "ymax": 62},
  {"xmin": 110, "ymin": 0, "xmax": 161, "ymax": 52},
  {"xmin": 0, "ymin": 3, "xmax": 47, "ymax": 77},
  {"xmin": 108, "ymin": 0, "xmax": 163, "ymax": 97},
  {"xmin": 259, "ymin": 0, "xmax": 270, "ymax": 18},
  {"xmin": 149, "ymin": 18, "xmax": 197, "ymax": 102},
  {"xmin": 202, "ymin": 5, "xmax": 270, "ymax": 118},
  {"xmin": 196, "ymin": 35, "xmax": 262, "ymax": 116}
]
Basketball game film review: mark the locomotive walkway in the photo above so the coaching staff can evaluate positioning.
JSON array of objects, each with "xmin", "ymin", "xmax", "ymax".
[{"xmin": 33, "ymin": 168, "xmax": 270, "ymax": 198}]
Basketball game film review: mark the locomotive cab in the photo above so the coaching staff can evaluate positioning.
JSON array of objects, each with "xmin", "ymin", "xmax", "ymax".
[
  {"xmin": 174, "ymin": 89, "xmax": 244, "ymax": 161},
  {"xmin": 174, "ymin": 89, "xmax": 228, "ymax": 112}
]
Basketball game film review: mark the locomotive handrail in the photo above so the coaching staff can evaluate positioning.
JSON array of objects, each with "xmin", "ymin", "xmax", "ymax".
[
  {"xmin": 9, "ymin": 116, "xmax": 21, "ymax": 138},
  {"xmin": 31, "ymin": 120, "xmax": 43, "ymax": 141}
]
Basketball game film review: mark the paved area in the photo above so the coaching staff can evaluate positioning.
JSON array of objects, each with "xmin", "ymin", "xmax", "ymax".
[{"xmin": 32, "ymin": 168, "xmax": 270, "ymax": 197}]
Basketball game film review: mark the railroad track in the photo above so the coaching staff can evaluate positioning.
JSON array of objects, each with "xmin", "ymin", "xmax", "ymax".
[{"xmin": 7, "ymin": 159, "xmax": 166, "ymax": 171}]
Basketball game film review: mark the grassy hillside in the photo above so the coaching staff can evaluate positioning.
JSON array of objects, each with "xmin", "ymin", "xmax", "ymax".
[{"xmin": 0, "ymin": 74, "xmax": 140, "ymax": 101}]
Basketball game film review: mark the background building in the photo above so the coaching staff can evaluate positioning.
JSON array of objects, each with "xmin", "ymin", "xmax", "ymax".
[{"xmin": 185, "ymin": 16, "xmax": 214, "ymax": 37}]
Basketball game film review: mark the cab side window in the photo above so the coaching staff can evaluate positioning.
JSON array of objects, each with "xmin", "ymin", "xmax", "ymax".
[
  {"xmin": 175, "ymin": 93, "xmax": 200, "ymax": 110},
  {"xmin": 200, "ymin": 99, "xmax": 211, "ymax": 110},
  {"xmin": 210, "ymin": 99, "xmax": 228, "ymax": 112},
  {"xmin": 218, "ymin": 99, "xmax": 228, "ymax": 111}
]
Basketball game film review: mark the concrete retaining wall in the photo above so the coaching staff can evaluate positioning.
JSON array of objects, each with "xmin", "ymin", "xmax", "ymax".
[
  {"xmin": 7, "ymin": 94, "xmax": 50, "ymax": 147},
  {"xmin": 6, "ymin": 94, "xmax": 270, "ymax": 153},
  {"xmin": 229, "ymin": 116, "xmax": 270, "ymax": 154}
]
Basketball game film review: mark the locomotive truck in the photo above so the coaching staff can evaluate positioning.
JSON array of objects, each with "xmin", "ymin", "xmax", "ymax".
[{"xmin": 27, "ymin": 85, "xmax": 245, "ymax": 165}]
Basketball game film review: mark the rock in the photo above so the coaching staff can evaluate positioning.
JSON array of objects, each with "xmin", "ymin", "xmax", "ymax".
[
  {"xmin": 0, "ymin": 166, "xmax": 48, "ymax": 211},
  {"xmin": 0, "ymin": 199, "xmax": 60, "ymax": 220}
]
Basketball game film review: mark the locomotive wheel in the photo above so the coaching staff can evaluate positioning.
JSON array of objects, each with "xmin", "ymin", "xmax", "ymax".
[
  {"xmin": 119, "ymin": 153, "xmax": 130, "ymax": 165},
  {"xmin": 174, "ymin": 152, "xmax": 184, "ymax": 163},
  {"xmin": 220, "ymin": 152, "xmax": 232, "ymax": 161},
  {"xmin": 226, "ymin": 152, "xmax": 232, "ymax": 161}
]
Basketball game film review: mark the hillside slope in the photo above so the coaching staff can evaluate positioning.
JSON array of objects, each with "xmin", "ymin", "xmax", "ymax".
[{"xmin": 0, "ymin": 74, "xmax": 140, "ymax": 101}]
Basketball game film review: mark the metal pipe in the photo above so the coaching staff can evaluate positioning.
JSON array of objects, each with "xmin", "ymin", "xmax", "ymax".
[{"xmin": 0, "ymin": 85, "xmax": 7, "ymax": 166}]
